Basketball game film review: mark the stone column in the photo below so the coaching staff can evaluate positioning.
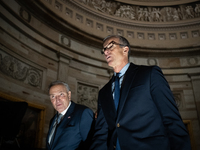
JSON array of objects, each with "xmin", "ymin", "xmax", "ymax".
[
  {"xmin": 57, "ymin": 52, "xmax": 71, "ymax": 82},
  {"xmin": 189, "ymin": 73, "xmax": 200, "ymax": 149},
  {"xmin": 189, "ymin": 73, "xmax": 200, "ymax": 124}
]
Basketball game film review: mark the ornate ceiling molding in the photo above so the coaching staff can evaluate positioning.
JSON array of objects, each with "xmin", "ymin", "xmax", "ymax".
[
  {"xmin": 12, "ymin": 0, "xmax": 200, "ymax": 56},
  {"xmin": 115, "ymin": 0, "xmax": 198, "ymax": 6},
  {"xmin": 72, "ymin": 0, "xmax": 200, "ymax": 30}
]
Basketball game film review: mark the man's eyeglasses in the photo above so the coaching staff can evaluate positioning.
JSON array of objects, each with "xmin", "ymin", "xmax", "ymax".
[{"xmin": 101, "ymin": 41, "xmax": 126, "ymax": 54}]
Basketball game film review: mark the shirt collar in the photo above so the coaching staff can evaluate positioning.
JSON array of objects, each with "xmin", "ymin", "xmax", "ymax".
[
  {"xmin": 114, "ymin": 63, "xmax": 130, "ymax": 78},
  {"xmin": 60, "ymin": 101, "xmax": 71, "ymax": 116}
]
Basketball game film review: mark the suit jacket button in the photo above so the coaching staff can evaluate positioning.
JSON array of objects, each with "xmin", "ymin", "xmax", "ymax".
[{"xmin": 117, "ymin": 123, "xmax": 120, "ymax": 127}]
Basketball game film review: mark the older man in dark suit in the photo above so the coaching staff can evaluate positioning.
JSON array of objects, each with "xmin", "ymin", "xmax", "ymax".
[
  {"xmin": 90, "ymin": 35, "xmax": 191, "ymax": 150},
  {"xmin": 46, "ymin": 80, "xmax": 94, "ymax": 150}
]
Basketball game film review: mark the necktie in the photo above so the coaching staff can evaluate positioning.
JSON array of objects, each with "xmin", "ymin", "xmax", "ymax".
[
  {"xmin": 114, "ymin": 73, "xmax": 121, "ymax": 150},
  {"xmin": 114, "ymin": 73, "xmax": 120, "ymax": 110},
  {"xmin": 48, "ymin": 113, "xmax": 63, "ymax": 144}
]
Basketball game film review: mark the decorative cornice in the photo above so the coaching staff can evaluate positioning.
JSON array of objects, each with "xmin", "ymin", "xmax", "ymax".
[
  {"xmin": 130, "ymin": 46, "xmax": 200, "ymax": 57},
  {"xmin": 65, "ymin": 0, "xmax": 200, "ymax": 30},
  {"xmin": 116, "ymin": 0, "xmax": 198, "ymax": 6},
  {"xmin": 8, "ymin": 0, "xmax": 200, "ymax": 56}
]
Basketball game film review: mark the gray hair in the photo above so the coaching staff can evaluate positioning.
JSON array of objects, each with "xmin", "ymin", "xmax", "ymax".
[
  {"xmin": 48, "ymin": 80, "xmax": 70, "ymax": 93},
  {"xmin": 103, "ymin": 35, "xmax": 131, "ymax": 58}
]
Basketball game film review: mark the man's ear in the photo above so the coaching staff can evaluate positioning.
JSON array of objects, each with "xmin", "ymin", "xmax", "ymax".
[
  {"xmin": 68, "ymin": 91, "xmax": 71, "ymax": 101},
  {"xmin": 123, "ymin": 46, "xmax": 129, "ymax": 55}
]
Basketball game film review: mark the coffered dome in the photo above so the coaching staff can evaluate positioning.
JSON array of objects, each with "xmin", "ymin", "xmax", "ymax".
[
  {"xmin": 16, "ymin": 0, "xmax": 200, "ymax": 56},
  {"xmin": 115, "ymin": 0, "xmax": 197, "ymax": 6}
]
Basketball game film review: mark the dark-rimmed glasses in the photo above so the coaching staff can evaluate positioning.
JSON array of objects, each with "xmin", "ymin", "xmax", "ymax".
[{"xmin": 101, "ymin": 41, "xmax": 126, "ymax": 54}]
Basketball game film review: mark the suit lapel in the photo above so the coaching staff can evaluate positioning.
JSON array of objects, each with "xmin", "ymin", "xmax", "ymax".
[
  {"xmin": 100, "ymin": 63, "xmax": 138, "ymax": 126},
  {"xmin": 117, "ymin": 63, "xmax": 138, "ymax": 117},
  {"xmin": 51, "ymin": 102, "xmax": 75, "ymax": 148},
  {"xmin": 101, "ymin": 76, "xmax": 115, "ymax": 110},
  {"xmin": 47, "ymin": 115, "xmax": 57, "ymax": 149},
  {"xmin": 100, "ymin": 76, "xmax": 117, "ymax": 123}
]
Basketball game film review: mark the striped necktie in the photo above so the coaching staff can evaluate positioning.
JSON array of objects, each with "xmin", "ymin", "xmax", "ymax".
[
  {"xmin": 48, "ymin": 113, "xmax": 63, "ymax": 144},
  {"xmin": 114, "ymin": 73, "xmax": 121, "ymax": 150},
  {"xmin": 114, "ymin": 73, "xmax": 120, "ymax": 110}
]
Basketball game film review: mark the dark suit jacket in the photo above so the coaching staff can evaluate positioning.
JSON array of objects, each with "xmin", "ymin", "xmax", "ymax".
[
  {"xmin": 90, "ymin": 63, "xmax": 191, "ymax": 150},
  {"xmin": 46, "ymin": 101, "xmax": 94, "ymax": 150}
]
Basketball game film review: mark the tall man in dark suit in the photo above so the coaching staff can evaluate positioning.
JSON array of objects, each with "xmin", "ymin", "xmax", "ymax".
[
  {"xmin": 90, "ymin": 35, "xmax": 191, "ymax": 150},
  {"xmin": 46, "ymin": 80, "xmax": 94, "ymax": 150}
]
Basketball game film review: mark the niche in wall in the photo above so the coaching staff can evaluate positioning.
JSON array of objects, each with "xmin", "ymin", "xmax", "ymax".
[{"xmin": 0, "ymin": 92, "xmax": 45, "ymax": 149}]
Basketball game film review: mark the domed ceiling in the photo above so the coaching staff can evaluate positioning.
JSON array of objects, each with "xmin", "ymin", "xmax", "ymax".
[
  {"xmin": 15, "ymin": 0, "xmax": 200, "ymax": 56},
  {"xmin": 115, "ymin": 0, "xmax": 197, "ymax": 6}
]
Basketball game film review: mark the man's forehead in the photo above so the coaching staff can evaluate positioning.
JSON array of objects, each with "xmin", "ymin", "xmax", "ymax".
[
  {"xmin": 49, "ymin": 85, "xmax": 67, "ymax": 92},
  {"xmin": 103, "ymin": 37, "xmax": 119, "ymax": 46},
  {"xmin": 49, "ymin": 90, "xmax": 63, "ymax": 95}
]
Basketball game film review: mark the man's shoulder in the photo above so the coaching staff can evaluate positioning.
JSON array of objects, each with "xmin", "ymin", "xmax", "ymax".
[
  {"xmin": 130, "ymin": 63, "xmax": 161, "ymax": 72},
  {"xmin": 71, "ymin": 102, "xmax": 94, "ymax": 120},
  {"xmin": 130, "ymin": 62, "xmax": 160, "ymax": 69},
  {"xmin": 73, "ymin": 102, "xmax": 93, "ymax": 113}
]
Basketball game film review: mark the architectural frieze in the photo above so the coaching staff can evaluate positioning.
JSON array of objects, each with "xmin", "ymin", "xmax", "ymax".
[
  {"xmin": 132, "ymin": 46, "xmax": 200, "ymax": 53},
  {"xmin": 114, "ymin": 0, "xmax": 198, "ymax": 6},
  {"xmin": 77, "ymin": 0, "xmax": 200, "ymax": 22},
  {"xmin": 77, "ymin": 82, "xmax": 98, "ymax": 112},
  {"xmin": 9, "ymin": 0, "xmax": 200, "ymax": 52},
  {"xmin": 53, "ymin": 0, "xmax": 200, "ymax": 31},
  {"xmin": 0, "ymin": 46, "xmax": 43, "ymax": 88}
]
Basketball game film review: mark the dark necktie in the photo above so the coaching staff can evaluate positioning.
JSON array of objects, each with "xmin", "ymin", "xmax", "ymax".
[
  {"xmin": 115, "ymin": 73, "xmax": 121, "ymax": 150},
  {"xmin": 114, "ymin": 73, "xmax": 120, "ymax": 110},
  {"xmin": 48, "ymin": 113, "xmax": 63, "ymax": 144}
]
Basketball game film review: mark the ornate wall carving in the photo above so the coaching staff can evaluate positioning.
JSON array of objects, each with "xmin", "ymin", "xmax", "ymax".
[
  {"xmin": 55, "ymin": 0, "xmax": 63, "ymax": 12},
  {"xmin": 169, "ymin": 33, "xmax": 177, "ymax": 40},
  {"xmin": 24, "ymin": 0, "xmax": 199, "ymax": 52},
  {"xmin": 173, "ymin": 93, "xmax": 182, "ymax": 108},
  {"xmin": 78, "ymin": 0, "xmax": 200, "ymax": 22},
  {"xmin": 147, "ymin": 58, "xmax": 157, "ymax": 65},
  {"xmin": 137, "ymin": 32, "xmax": 145, "ymax": 39},
  {"xmin": 77, "ymin": 82, "xmax": 98, "ymax": 112},
  {"xmin": 127, "ymin": 31, "xmax": 134, "ymax": 38},
  {"xmin": 86, "ymin": 18, "xmax": 93, "ymax": 27},
  {"xmin": 76, "ymin": 13, "xmax": 83, "ymax": 23},
  {"xmin": 192, "ymin": 30, "xmax": 199, "ymax": 37},
  {"xmin": 96, "ymin": 23, "xmax": 103, "ymax": 31},
  {"xmin": 66, "ymin": 7, "xmax": 73, "ymax": 18},
  {"xmin": 158, "ymin": 33, "xmax": 166, "ymax": 40},
  {"xmin": 188, "ymin": 57, "xmax": 198, "ymax": 65},
  {"xmin": 106, "ymin": 26, "xmax": 114, "ymax": 34},
  {"xmin": 148, "ymin": 33, "xmax": 155, "ymax": 40},
  {"xmin": 0, "ymin": 48, "xmax": 42, "ymax": 89},
  {"xmin": 60, "ymin": 35, "xmax": 71, "ymax": 47}
]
